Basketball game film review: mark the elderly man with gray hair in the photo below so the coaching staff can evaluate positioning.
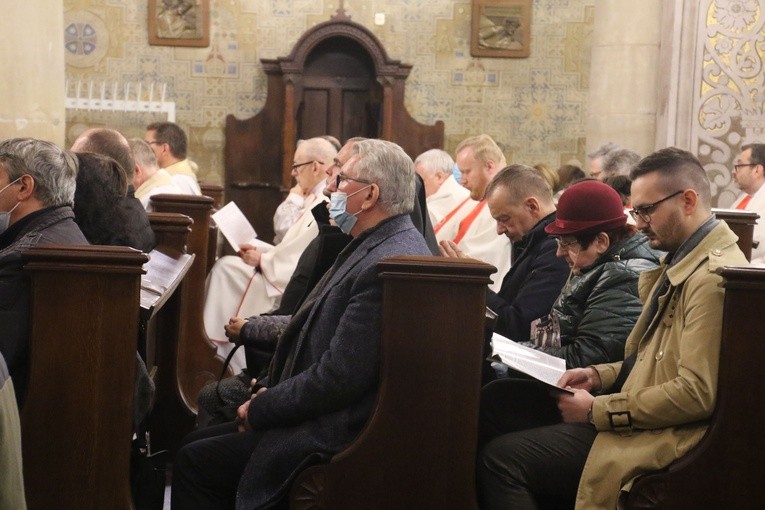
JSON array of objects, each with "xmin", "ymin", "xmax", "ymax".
[
  {"xmin": 172, "ymin": 139, "xmax": 432, "ymax": 510},
  {"xmin": 129, "ymin": 138, "xmax": 183, "ymax": 211},
  {"xmin": 0, "ymin": 138, "xmax": 88, "ymax": 406},
  {"xmin": 414, "ymin": 148, "xmax": 471, "ymax": 227},
  {"xmin": 601, "ymin": 148, "xmax": 641, "ymax": 180},
  {"xmin": 587, "ymin": 142, "xmax": 621, "ymax": 180}
]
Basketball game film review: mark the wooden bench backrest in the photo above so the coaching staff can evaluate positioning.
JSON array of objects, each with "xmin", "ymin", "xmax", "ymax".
[
  {"xmin": 289, "ymin": 256, "xmax": 495, "ymax": 510},
  {"xmin": 21, "ymin": 245, "xmax": 147, "ymax": 510},
  {"xmin": 714, "ymin": 208, "xmax": 758, "ymax": 261},
  {"xmin": 150, "ymin": 194, "xmax": 230, "ymax": 413}
]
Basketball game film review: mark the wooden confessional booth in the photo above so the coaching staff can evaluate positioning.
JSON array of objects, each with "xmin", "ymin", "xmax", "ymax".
[{"xmin": 224, "ymin": 9, "xmax": 445, "ymax": 243}]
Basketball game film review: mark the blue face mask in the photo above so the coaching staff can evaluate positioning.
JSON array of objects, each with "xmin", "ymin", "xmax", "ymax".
[
  {"xmin": 329, "ymin": 185, "xmax": 371, "ymax": 234},
  {"xmin": 0, "ymin": 177, "xmax": 22, "ymax": 235}
]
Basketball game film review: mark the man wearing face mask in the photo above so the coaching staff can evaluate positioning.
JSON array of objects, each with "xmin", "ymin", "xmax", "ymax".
[
  {"xmin": 0, "ymin": 138, "xmax": 88, "ymax": 406},
  {"xmin": 172, "ymin": 139, "xmax": 433, "ymax": 509}
]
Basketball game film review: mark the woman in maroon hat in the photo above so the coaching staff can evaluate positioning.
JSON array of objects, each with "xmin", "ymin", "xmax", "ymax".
[
  {"xmin": 533, "ymin": 179, "xmax": 661, "ymax": 367},
  {"xmin": 480, "ymin": 180, "xmax": 661, "ymax": 445}
]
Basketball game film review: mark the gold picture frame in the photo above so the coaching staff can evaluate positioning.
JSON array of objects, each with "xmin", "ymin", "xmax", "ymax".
[
  {"xmin": 471, "ymin": 0, "xmax": 531, "ymax": 58},
  {"xmin": 148, "ymin": 0, "xmax": 210, "ymax": 48}
]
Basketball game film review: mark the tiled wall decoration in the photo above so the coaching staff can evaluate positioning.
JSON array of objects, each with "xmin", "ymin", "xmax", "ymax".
[{"xmin": 65, "ymin": 0, "xmax": 595, "ymax": 184}]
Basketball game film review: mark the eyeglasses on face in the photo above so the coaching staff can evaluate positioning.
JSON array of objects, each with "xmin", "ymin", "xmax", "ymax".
[
  {"xmin": 555, "ymin": 237, "xmax": 580, "ymax": 250},
  {"xmin": 291, "ymin": 160, "xmax": 320, "ymax": 171},
  {"xmin": 628, "ymin": 190, "xmax": 684, "ymax": 223},
  {"xmin": 336, "ymin": 172, "xmax": 372, "ymax": 189},
  {"xmin": 145, "ymin": 140, "xmax": 163, "ymax": 146},
  {"xmin": 733, "ymin": 163, "xmax": 758, "ymax": 171}
]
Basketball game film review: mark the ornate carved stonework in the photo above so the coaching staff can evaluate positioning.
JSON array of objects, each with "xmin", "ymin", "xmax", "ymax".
[{"xmin": 694, "ymin": 0, "xmax": 765, "ymax": 205}]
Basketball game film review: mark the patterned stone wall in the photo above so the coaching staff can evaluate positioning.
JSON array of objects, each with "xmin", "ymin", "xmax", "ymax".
[
  {"xmin": 64, "ymin": 0, "xmax": 595, "ymax": 184},
  {"xmin": 693, "ymin": 0, "xmax": 765, "ymax": 206}
]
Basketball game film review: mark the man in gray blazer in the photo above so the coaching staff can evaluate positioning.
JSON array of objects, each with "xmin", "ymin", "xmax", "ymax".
[{"xmin": 172, "ymin": 139, "xmax": 433, "ymax": 510}]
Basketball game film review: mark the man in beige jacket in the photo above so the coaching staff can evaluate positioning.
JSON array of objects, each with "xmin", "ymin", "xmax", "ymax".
[{"xmin": 477, "ymin": 147, "xmax": 748, "ymax": 509}]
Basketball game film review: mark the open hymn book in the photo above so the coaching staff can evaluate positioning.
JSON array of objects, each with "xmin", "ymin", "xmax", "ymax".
[
  {"xmin": 211, "ymin": 201, "xmax": 272, "ymax": 253},
  {"xmin": 491, "ymin": 332, "xmax": 574, "ymax": 394}
]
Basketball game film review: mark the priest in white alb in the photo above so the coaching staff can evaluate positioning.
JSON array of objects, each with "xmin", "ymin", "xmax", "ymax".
[{"xmin": 203, "ymin": 137, "xmax": 338, "ymax": 371}]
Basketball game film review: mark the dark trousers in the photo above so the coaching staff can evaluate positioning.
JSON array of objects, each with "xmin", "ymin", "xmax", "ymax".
[
  {"xmin": 171, "ymin": 422, "xmax": 262, "ymax": 510},
  {"xmin": 476, "ymin": 378, "xmax": 597, "ymax": 510}
]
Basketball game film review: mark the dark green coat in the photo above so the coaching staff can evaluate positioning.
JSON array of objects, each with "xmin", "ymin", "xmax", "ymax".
[{"xmin": 537, "ymin": 232, "xmax": 661, "ymax": 368}]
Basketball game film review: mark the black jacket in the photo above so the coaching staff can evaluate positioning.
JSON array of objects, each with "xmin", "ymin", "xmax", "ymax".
[
  {"xmin": 486, "ymin": 213, "xmax": 570, "ymax": 342},
  {"xmin": 0, "ymin": 206, "xmax": 88, "ymax": 404}
]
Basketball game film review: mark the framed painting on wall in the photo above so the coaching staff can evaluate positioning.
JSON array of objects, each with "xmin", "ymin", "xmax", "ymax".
[
  {"xmin": 471, "ymin": 0, "xmax": 531, "ymax": 58},
  {"xmin": 148, "ymin": 0, "xmax": 210, "ymax": 48}
]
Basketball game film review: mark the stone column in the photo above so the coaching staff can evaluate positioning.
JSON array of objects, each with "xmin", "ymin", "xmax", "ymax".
[
  {"xmin": 0, "ymin": 0, "xmax": 65, "ymax": 145},
  {"xmin": 586, "ymin": 0, "xmax": 663, "ymax": 157}
]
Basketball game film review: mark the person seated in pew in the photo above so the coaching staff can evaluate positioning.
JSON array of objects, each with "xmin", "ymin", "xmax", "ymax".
[
  {"xmin": 477, "ymin": 148, "xmax": 748, "ymax": 510},
  {"xmin": 196, "ymin": 202, "xmax": 347, "ymax": 428},
  {"xmin": 0, "ymin": 351, "xmax": 26, "ymax": 509},
  {"xmin": 0, "ymin": 139, "xmax": 88, "ymax": 406},
  {"xmin": 203, "ymin": 137, "xmax": 337, "ymax": 372},
  {"xmin": 271, "ymin": 137, "xmax": 338, "ymax": 244},
  {"xmin": 437, "ymin": 134, "xmax": 512, "ymax": 292},
  {"xmin": 479, "ymin": 180, "xmax": 660, "ymax": 445},
  {"xmin": 70, "ymin": 151, "xmax": 156, "ymax": 429},
  {"xmin": 129, "ymin": 138, "xmax": 183, "ymax": 211},
  {"xmin": 270, "ymin": 136, "xmax": 340, "ymax": 245},
  {"xmin": 71, "ymin": 127, "xmax": 156, "ymax": 252},
  {"xmin": 71, "ymin": 152, "xmax": 129, "ymax": 245},
  {"xmin": 413, "ymin": 148, "xmax": 468, "ymax": 227},
  {"xmin": 731, "ymin": 142, "xmax": 765, "ymax": 264},
  {"xmin": 171, "ymin": 139, "xmax": 433, "ymax": 509},
  {"xmin": 196, "ymin": 137, "xmax": 442, "ymax": 427},
  {"xmin": 144, "ymin": 121, "xmax": 203, "ymax": 196},
  {"xmin": 441, "ymin": 164, "xmax": 571, "ymax": 343},
  {"xmin": 196, "ymin": 138, "xmax": 360, "ymax": 427}
]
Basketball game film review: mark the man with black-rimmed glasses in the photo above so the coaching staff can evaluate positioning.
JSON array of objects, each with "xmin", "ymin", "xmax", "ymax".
[{"xmin": 731, "ymin": 143, "xmax": 765, "ymax": 264}]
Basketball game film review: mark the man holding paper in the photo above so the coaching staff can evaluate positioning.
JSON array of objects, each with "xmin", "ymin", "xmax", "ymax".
[
  {"xmin": 477, "ymin": 148, "xmax": 748, "ymax": 509},
  {"xmin": 203, "ymin": 137, "xmax": 337, "ymax": 372}
]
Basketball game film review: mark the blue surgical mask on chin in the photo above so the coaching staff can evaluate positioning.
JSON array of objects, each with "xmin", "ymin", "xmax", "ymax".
[{"xmin": 329, "ymin": 186, "xmax": 371, "ymax": 234}]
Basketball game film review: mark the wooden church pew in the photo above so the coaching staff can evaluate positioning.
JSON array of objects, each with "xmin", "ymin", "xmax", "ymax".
[
  {"xmin": 625, "ymin": 264, "xmax": 765, "ymax": 509},
  {"xmin": 199, "ymin": 182, "xmax": 224, "ymax": 208},
  {"xmin": 289, "ymin": 256, "xmax": 496, "ymax": 510},
  {"xmin": 21, "ymin": 245, "xmax": 148, "ymax": 510},
  {"xmin": 713, "ymin": 208, "xmax": 758, "ymax": 261},
  {"xmin": 144, "ymin": 212, "xmax": 198, "ymax": 454},
  {"xmin": 149, "ymin": 194, "xmax": 231, "ymax": 419},
  {"xmin": 199, "ymin": 182, "xmax": 225, "ymax": 272}
]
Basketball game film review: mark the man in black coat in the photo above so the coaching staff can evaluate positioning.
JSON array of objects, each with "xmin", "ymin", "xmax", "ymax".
[
  {"xmin": 441, "ymin": 164, "xmax": 570, "ymax": 343},
  {"xmin": 0, "ymin": 139, "xmax": 88, "ymax": 405}
]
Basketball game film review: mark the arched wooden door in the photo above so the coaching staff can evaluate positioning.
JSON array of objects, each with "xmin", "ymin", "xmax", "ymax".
[
  {"xmin": 299, "ymin": 36, "xmax": 381, "ymax": 142},
  {"xmin": 224, "ymin": 10, "xmax": 443, "ymax": 243}
]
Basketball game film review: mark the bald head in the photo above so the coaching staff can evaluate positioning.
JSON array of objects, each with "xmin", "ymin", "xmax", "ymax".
[{"xmin": 71, "ymin": 128, "xmax": 135, "ymax": 181}]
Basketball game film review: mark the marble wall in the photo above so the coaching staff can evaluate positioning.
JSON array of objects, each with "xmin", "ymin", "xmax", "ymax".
[{"xmin": 63, "ymin": 0, "xmax": 596, "ymax": 184}]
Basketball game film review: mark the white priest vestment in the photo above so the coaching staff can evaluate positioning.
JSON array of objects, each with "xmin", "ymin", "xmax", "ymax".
[
  {"xmin": 426, "ymin": 177, "xmax": 471, "ymax": 227},
  {"xmin": 164, "ymin": 159, "xmax": 202, "ymax": 196},
  {"xmin": 436, "ymin": 200, "xmax": 512, "ymax": 293},
  {"xmin": 203, "ymin": 192, "xmax": 327, "ymax": 372},
  {"xmin": 135, "ymin": 169, "xmax": 183, "ymax": 211}
]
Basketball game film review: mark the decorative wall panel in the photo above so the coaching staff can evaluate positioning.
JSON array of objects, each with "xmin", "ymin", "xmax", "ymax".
[
  {"xmin": 693, "ymin": 0, "xmax": 765, "ymax": 206},
  {"xmin": 64, "ymin": 0, "xmax": 595, "ymax": 183}
]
